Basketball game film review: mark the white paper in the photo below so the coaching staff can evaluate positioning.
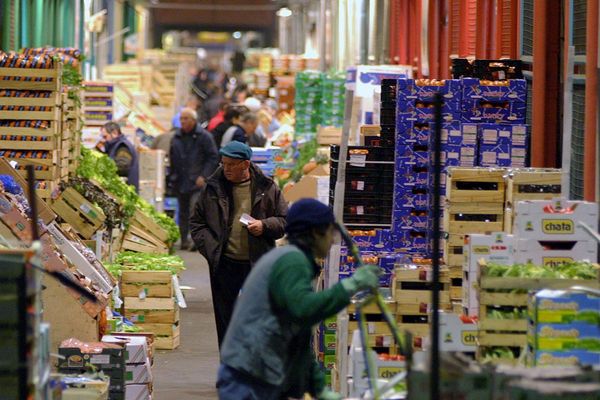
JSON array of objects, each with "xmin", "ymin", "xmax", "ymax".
[
  {"xmin": 173, "ymin": 275, "xmax": 187, "ymax": 309},
  {"xmin": 239, "ymin": 213, "xmax": 256, "ymax": 226}
]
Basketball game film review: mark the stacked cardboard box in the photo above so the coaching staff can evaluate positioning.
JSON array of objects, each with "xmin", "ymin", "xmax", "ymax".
[
  {"xmin": 82, "ymin": 81, "xmax": 115, "ymax": 143},
  {"xmin": 138, "ymin": 149, "xmax": 166, "ymax": 211},
  {"xmin": 122, "ymin": 270, "xmax": 180, "ymax": 350},
  {"xmin": 294, "ymin": 71, "xmax": 323, "ymax": 134},
  {"xmin": 321, "ymin": 72, "xmax": 346, "ymax": 128},
  {"xmin": 527, "ymin": 290, "xmax": 600, "ymax": 367},
  {"xmin": 103, "ymin": 335, "xmax": 154, "ymax": 399}
]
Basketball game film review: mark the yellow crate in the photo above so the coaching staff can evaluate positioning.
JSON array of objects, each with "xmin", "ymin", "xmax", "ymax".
[{"xmin": 446, "ymin": 167, "xmax": 507, "ymax": 203}]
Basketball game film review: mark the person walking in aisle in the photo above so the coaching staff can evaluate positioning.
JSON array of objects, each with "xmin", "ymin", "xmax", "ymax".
[
  {"xmin": 217, "ymin": 198, "xmax": 381, "ymax": 400},
  {"xmin": 100, "ymin": 122, "xmax": 139, "ymax": 191},
  {"xmin": 211, "ymin": 104, "xmax": 247, "ymax": 148},
  {"xmin": 189, "ymin": 141, "xmax": 287, "ymax": 347},
  {"xmin": 170, "ymin": 108, "xmax": 219, "ymax": 250},
  {"xmin": 220, "ymin": 112, "xmax": 265, "ymax": 148}
]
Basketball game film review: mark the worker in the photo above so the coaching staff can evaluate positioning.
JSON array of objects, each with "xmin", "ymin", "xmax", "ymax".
[
  {"xmin": 170, "ymin": 107, "xmax": 219, "ymax": 250},
  {"xmin": 189, "ymin": 141, "xmax": 287, "ymax": 347},
  {"xmin": 100, "ymin": 122, "xmax": 139, "ymax": 191},
  {"xmin": 217, "ymin": 198, "xmax": 381, "ymax": 400}
]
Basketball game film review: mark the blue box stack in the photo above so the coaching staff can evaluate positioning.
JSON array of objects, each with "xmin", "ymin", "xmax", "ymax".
[{"xmin": 393, "ymin": 79, "xmax": 461, "ymax": 258}]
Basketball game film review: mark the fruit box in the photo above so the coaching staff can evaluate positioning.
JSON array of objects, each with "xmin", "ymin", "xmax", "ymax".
[
  {"xmin": 514, "ymin": 239, "xmax": 598, "ymax": 267},
  {"xmin": 461, "ymin": 98, "xmax": 526, "ymax": 124},
  {"xmin": 478, "ymin": 143, "xmax": 527, "ymax": 168},
  {"xmin": 461, "ymin": 78, "xmax": 527, "ymax": 102},
  {"xmin": 528, "ymin": 349, "xmax": 600, "ymax": 367},
  {"xmin": 478, "ymin": 123, "xmax": 529, "ymax": 146},
  {"xmin": 527, "ymin": 322, "xmax": 600, "ymax": 351},
  {"xmin": 528, "ymin": 290, "xmax": 600, "ymax": 325}
]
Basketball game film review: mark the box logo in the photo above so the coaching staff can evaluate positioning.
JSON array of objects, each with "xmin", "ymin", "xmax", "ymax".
[
  {"xmin": 542, "ymin": 257, "xmax": 574, "ymax": 268},
  {"xmin": 542, "ymin": 219, "xmax": 574, "ymax": 234},
  {"xmin": 472, "ymin": 246, "xmax": 490, "ymax": 254},
  {"xmin": 462, "ymin": 331, "xmax": 478, "ymax": 346}
]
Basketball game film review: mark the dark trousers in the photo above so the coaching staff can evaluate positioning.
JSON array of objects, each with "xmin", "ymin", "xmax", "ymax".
[
  {"xmin": 177, "ymin": 190, "xmax": 201, "ymax": 243},
  {"xmin": 210, "ymin": 256, "xmax": 252, "ymax": 349},
  {"xmin": 217, "ymin": 364, "xmax": 281, "ymax": 400}
]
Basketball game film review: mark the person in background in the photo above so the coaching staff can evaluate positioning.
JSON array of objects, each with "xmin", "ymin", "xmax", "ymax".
[
  {"xmin": 190, "ymin": 141, "xmax": 288, "ymax": 348},
  {"xmin": 211, "ymin": 104, "xmax": 248, "ymax": 148},
  {"xmin": 256, "ymin": 99, "xmax": 281, "ymax": 142},
  {"xmin": 207, "ymin": 100, "xmax": 228, "ymax": 132},
  {"xmin": 100, "ymin": 122, "xmax": 139, "ymax": 191},
  {"xmin": 170, "ymin": 108, "xmax": 219, "ymax": 250},
  {"xmin": 205, "ymin": 84, "xmax": 226, "ymax": 121},
  {"xmin": 231, "ymin": 83, "xmax": 250, "ymax": 103},
  {"xmin": 172, "ymin": 97, "xmax": 200, "ymax": 129},
  {"xmin": 221, "ymin": 112, "xmax": 265, "ymax": 148},
  {"xmin": 216, "ymin": 198, "xmax": 381, "ymax": 400}
]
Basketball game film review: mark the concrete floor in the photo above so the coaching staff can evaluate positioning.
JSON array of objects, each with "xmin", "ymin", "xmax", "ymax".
[{"xmin": 152, "ymin": 250, "xmax": 219, "ymax": 399}]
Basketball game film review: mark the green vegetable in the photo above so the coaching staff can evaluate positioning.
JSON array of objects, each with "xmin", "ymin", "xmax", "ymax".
[
  {"xmin": 76, "ymin": 148, "xmax": 179, "ymax": 244},
  {"xmin": 484, "ymin": 261, "xmax": 598, "ymax": 280},
  {"xmin": 107, "ymin": 251, "xmax": 185, "ymax": 277}
]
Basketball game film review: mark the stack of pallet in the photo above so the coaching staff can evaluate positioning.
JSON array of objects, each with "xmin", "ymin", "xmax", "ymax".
[
  {"xmin": 122, "ymin": 270, "xmax": 180, "ymax": 350},
  {"xmin": 393, "ymin": 266, "xmax": 452, "ymax": 349},
  {"xmin": 63, "ymin": 92, "xmax": 82, "ymax": 174},
  {"xmin": 102, "ymin": 64, "xmax": 153, "ymax": 94},
  {"xmin": 0, "ymin": 56, "xmax": 68, "ymax": 199},
  {"xmin": 443, "ymin": 167, "xmax": 506, "ymax": 305}
]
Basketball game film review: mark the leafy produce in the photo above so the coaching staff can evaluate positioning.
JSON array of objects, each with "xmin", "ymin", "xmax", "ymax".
[
  {"xmin": 484, "ymin": 261, "xmax": 598, "ymax": 280},
  {"xmin": 487, "ymin": 308, "xmax": 528, "ymax": 320},
  {"xmin": 480, "ymin": 347, "xmax": 516, "ymax": 364},
  {"xmin": 76, "ymin": 148, "xmax": 179, "ymax": 244},
  {"xmin": 106, "ymin": 251, "xmax": 185, "ymax": 277}
]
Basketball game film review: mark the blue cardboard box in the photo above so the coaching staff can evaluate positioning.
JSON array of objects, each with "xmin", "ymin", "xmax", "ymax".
[
  {"xmin": 396, "ymin": 122, "xmax": 431, "ymax": 145},
  {"xmin": 394, "ymin": 187, "xmax": 429, "ymax": 209},
  {"xmin": 396, "ymin": 144, "xmax": 430, "ymax": 165},
  {"xmin": 461, "ymin": 98, "xmax": 526, "ymax": 123},
  {"xmin": 461, "ymin": 78, "xmax": 527, "ymax": 102},
  {"xmin": 349, "ymin": 229, "xmax": 395, "ymax": 252},
  {"xmin": 392, "ymin": 229, "xmax": 430, "ymax": 254},
  {"xmin": 528, "ymin": 290, "xmax": 600, "ymax": 325},
  {"xmin": 397, "ymin": 105, "xmax": 461, "ymax": 124},
  {"xmin": 478, "ymin": 143, "xmax": 528, "ymax": 168},
  {"xmin": 460, "ymin": 123, "xmax": 479, "ymax": 146},
  {"xmin": 395, "ymin": 165, "xmax": 429, "ymax": 189},
  {"xmin": 397, "ymin": 79, "xmax": 462, "ymax": 100},
  {"xmin": 528, "ymin": 350, "xmax": 600, "ymax": 367},
  {"xmin": 478, "ymin": 123, "xmax": 529, "ymax": 146},
  {"xmin": 392, "ymin": 209, "xmax": 429, "ymax": 231}
]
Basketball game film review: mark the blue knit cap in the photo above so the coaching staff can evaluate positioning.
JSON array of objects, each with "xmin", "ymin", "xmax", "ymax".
[{"xmin": 286, "ymin": 198, "xmax": 335, "ymax": 234}]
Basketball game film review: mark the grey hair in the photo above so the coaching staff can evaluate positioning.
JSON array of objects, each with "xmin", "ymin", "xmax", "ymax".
[
  {"xmin": 180, "ymin": 107, "xmax": 198, "ymax": 120},
  {"xmin": 239, "ymin": 112, "xmax": 258, "ymax": 123}
]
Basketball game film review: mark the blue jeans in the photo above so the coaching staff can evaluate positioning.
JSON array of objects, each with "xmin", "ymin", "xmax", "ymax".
[{"xmin": 217, "ymin": 364, "xmax": 281, "ymax": 400}]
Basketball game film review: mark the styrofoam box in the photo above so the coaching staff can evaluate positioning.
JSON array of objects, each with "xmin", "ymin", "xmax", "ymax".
[
  {"xmin": 125, "ymin": 359, "xmax": 153, "ymax": 384},
  {"xmin": 514, "ymin": 239, "xmax": 598, "ymax": 267},
  {"xmin": 125, "ymin": 384, "xmax": 151, "ymax": 400},
  {"xmin": 514, "ymin": 198, "xmax": 599, "ymax": 241}
]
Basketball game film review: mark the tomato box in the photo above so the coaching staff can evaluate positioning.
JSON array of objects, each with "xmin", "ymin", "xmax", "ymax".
[
  {"xmin": 513, "ymin": 198, "xmax": 599, "ymax": 241},
  {"xmin": 514, "ymin": 238, "xmax": 598, "ymax": 267}
]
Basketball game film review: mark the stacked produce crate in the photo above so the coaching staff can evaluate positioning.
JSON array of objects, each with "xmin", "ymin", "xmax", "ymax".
[
  {"xmin": 103, "ymin": 335, "xmax": 154, "ymax": 398},
  {"xmin": 528, "ymin": 290, "xmax": 600, "ymax": 367},
  {"xmin": 393, "ymin": 265, "xmax": 452, "ymax": 348},
  {"xmin": 321, "ymin": 72, "xmax": 346, "ymax": 128},
  {"xmin": 63, "ymin": 93, "xmax": 82, "ymax": 174},
  {"xmin": 152, "ymin": 67, "xmax": 176, "ymax": 107},
  {"xmin": 82, "ymin": 81, "xmax": 114, "ymax": 132},
  {"xmin": 0, "ymin": 250, "xmax": 48, "ymax": 399},
  {"xmin": 294, "ymin": 71, "xmax": 323, "ymax": 135},
  {"xmin": 122, "ymin": 209, "xmax": 170, "ymax": 254},
  {"xmin": 0, "ymin": 54, "xmax": 67, "ymax": 199},
  {"xmin": 102, "ymin": 64, "xmax": 153, "ymax": 94},
  {"xmin": 138, "ymin": 149, "xmax": 166, "ymax": 210},
  {"xmin": 443, "ymin": 167, "xmax": 506, "ymax": 303},
  {"xmin": 476, "ymin": 261, "xmax": 600, "ymax": 364}
]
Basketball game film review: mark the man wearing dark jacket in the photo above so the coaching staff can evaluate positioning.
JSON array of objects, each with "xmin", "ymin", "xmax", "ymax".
[
  {"xmin": 190, "ymin": 141, "xmax": 288, "ymax": 347},
  {"xmin": 170, "ymin": 108, "xmax": 219, "ymax": 250},
  {"xmin": 101, "ymin": 122, "xmax": 139, "ymax": 191}
]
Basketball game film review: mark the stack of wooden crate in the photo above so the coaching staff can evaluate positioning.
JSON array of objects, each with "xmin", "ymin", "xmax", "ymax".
[
  {"xmin": 63, "ymin": 92, "xmax": 82, "ymax": 175},
  {"xmin": 476, "ymin": 261, "xmax": 600, "ymax": 364},
  {"xmin": 0, "ymin": 58, "xmax": 68, "ymax": 199},
  {"xmin": 102, "ymin": 64, "xmax": 153, "ymax": 95},
  {"xmin": 393, "ymin": 266, "xmax": 452, "ymax": 349},
  {"xmin": 122, "ymin": 270, "xmax": 180, "ymax": 350},
  {"xmin": 443, "ymin": 168, "xmax": 506, "ymax": 304},
  {"xmin": 504, "ymin": 168, "xmax": 562, "ymax": 233},
  {"xmin": 346, "ymin": 300, "xmax": 398, "ymax": 352},
  {"xmin": 82, "ymin": 81, "xmax": 114, "ymax": 130},
  {"xmin": 121, "ymin": 210, "xmax": 170, "ymax": 255}
]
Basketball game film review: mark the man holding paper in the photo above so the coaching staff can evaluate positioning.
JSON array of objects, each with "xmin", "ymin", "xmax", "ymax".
[{"xmin": 190, "ymin": 141, "xmax": 288, "ymax": 348}]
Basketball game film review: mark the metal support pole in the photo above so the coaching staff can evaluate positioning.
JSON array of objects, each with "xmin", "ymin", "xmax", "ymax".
[
  {"xmin": 562, "ymin": 46, "xmax": 575, "ymax": 196},
  {"xmin": 359, "ymin": 0, "xmax": 369, "ymax": 64},
  {"xmin": 430, "ymin": 93, "xmax": 443, "ymax": 400},
  {"xmin": 368, "ymin": 0, "xmax": 377, "ymax": 64},
  {"xmin": 381, "ymin": 0, "xmax": 391, "ymax": 64},
  {"xmin": 584, "ymin": 0, "xmax": 599, "ymax": 200},
  {"xmin": 319, "ymin": 0, "xmax": 328, "ymax": 71}
]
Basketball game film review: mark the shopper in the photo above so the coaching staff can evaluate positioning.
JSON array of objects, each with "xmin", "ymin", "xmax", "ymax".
[
  {"xmin": 217, "ymin": 198, "xmax": 381, "ymax": 400},
  {"xmin": 221, "ymin": 112, "xmax": 266, "ymax": 148},
  {"xmin": 207, "ymin": 100, "xmax": 228, "ymax": 132},
  {"xmin": 211, "ymin": 104, "xmax": 247, "ymax": 148},
  {"xmin": 100, "ymin": 122, "xmax": 139, "ymax": 191},
  {"xmin": 171, "ymin": 97, "xmax": 199, "ymax": 129},
  {"xmin": 170, "ymin": 107, "xmax": 219, "ymax": 250},
  {"xmin": 190, "ymin": 141, "xmax": 287, "ymax": 347}
]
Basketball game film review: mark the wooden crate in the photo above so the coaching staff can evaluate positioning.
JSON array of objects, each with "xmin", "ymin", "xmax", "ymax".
[
  {"xmin": 34, "ymin": 180, "xmax": 60, "ymax": 199},
  {"xmin": 0, "ymin": 64, "xmax": 62, "ymax": 91},
  {"xmin": 446, "ymin": 167, "xmax": 507, "ymax": 203},
  {"xmin": 122, "ymin": 225, "xmax": 169, "ymax": 255},
  {"xmin": 443, "ymin": 202, "xmax": 504, "ymax": 235},
  {"xmin": 124, "ymin": 297, "xmax": 179, "ymax": 324},
  {"xmin": 347, "ymin": 301, "xmax": 397, "ymax": 315},
  {"xmin": 317, "ymin": 126, "xmax": 342, "ymax": 145},
  {"xmin": 444, "ymin": 243, "xmax": 464, "ymax": 267},
  {"xmin": 137, "ymin": 323, "xmax": 180, "ymax": 350},
  {"xmin": 0, "ymin": 93, "xmax": 63, "ymax": 121},
  {"xmin": 51, "ymin": 188, "xmax": 106, "ymax": 239},
  {"xmin": 121, "ymin": 270, "xmax": 173, "ymax": 298},
  {"xmin": 131, "ymin": 209, "xmax": 169, "ymax": 244},
  {"xmin": 505, "ymin": 168, "xmax": 562, "ymax": 205}
]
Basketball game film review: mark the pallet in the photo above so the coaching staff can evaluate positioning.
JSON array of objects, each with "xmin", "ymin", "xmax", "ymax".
[
  {"xmin": 0, "ymin": 64, "xmax": 62, "ymax": 91},
  {"xmin": 121, "ymin": 270, "xmax": 173, "ymax": 298},
  {"xmin": 124, "ymin": 297, "xmax": 179, "ymax": 324},
  {"xmin": 446, "ymin": 167, "xmax": 507, "ymax": 203},
  {"xmin": 51, "ymin": 188, "xmax": 106, "ymax": 239},
  {"xmin": 505, "ymin": 168, "xmax": 562, "ymax": 205},
  {"xmin": 444, "ymin": 202, "xmax": 505, "ymax": 234}
]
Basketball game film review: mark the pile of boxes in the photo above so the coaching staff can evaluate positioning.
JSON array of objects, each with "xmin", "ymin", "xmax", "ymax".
[
  {"xmin": 103, "ymin": 335, "xmax": 154, "ymax": 398},
  {"xmin": 528, "ymin": 290, "xmax": 600, "ymax": 367},
  {"xmin": 321, "ymin": 72, "xmax": 346, "ymax": 128},
  {"xmin": 294, "ymin": 71, "xmax": 323, "ymax": 134},
  {"xmin": 138, "ymin": 149, "xmax": 166, "ymax": 211}
]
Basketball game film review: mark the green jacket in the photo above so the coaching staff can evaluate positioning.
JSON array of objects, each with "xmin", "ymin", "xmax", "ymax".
[{"xmin": 220, "ymin": 245, "xmax": 350, "ymax": 397}]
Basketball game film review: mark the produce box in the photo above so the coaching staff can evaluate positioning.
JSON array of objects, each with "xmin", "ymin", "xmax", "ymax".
[
  {"xmin": 129, "ymin": 209, "xmax": 170, "ymax": 246},
  {"xmin": 527, "ymin": 322, "xmax": 600, "ymax": 351},
  {"xmin": 122, "ymin": 225, "xmax": 169, "ymax": 255},
  {"xmin": 528, "ymin": 290, "xmax": 600, "ymax": 325},
  {"xmin": 505, "ymin": 168, "xmax": 562, "ymax": 206},
  {"xmin": 514, "ymin": 239, "xmax": 598, "ymax": 267},
  {"xmin": 51, "ymin": 187, "xmax": 106, "ymax": 239},
  {"xmin": 134, "ymin": 323, "xmax": 180, "ymax": 350},
  {"xmin": 446, "ymin": 167, "xmax": 507, "ymax": 203},
  {"xmin": 121, "ymin": 270, "xmax": 173, "ymax": 298},
  {"xmin": 124, "ymin": 297, "xmax": 179, "ymax": 324},
  {"xmin": 0, "ymin": 59, "xmax": 63, "ymax": 91}
]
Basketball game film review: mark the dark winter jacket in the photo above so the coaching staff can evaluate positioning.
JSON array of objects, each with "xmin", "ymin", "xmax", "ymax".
[
  {"xmin": 105, "ymin": 134, "xmax": 139, "ymax": 191},
  {"xmin": 190, "ymin": 163, "xmax": 288, "ymax": 268},
  {"xmin": 169, "ymin": 123, "xmax": 219, "ymax": 194},
  {"xmin": 211, "ymin": 121, "xmax": 232, "ymax": 148}
]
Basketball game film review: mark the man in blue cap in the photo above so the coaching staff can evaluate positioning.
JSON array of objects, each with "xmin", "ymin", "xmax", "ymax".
[
  {"xmin": 217, "ymin": 198, "xmax": 381, "ymax": 400},
  {"xmin": 190, "ymin": 140, "xmax": 288, "ymax": 348}
]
